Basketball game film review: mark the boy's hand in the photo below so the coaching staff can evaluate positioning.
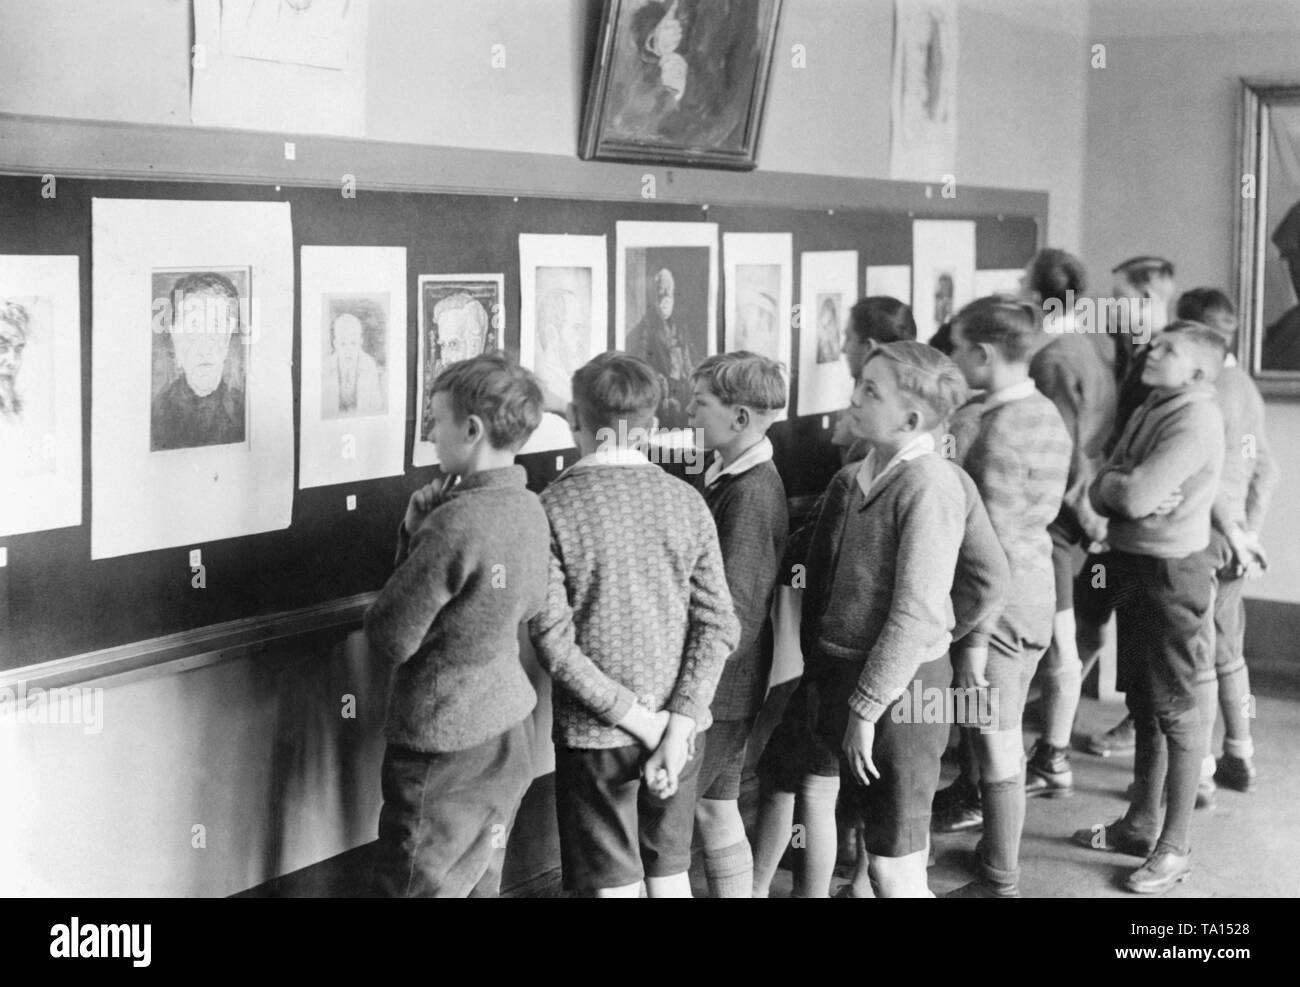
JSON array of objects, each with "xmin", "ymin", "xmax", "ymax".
[
  {"xmin": 1229, "ymin": 528, "xmax": 1270, "ymax": 579},
  {"xmin": 1150, "ymin": 487, "xmax": 1185, "ymax": 516},
  {"xmin": 953, "ymin": 645, "xmax": 989, "ymax": 691},
  {"xmin": 615, "ymin": 704, "xmax": 669, "ymax": 749},
  {"xmin": 403, "ymin": 475, "xmax": 458, "ymax": 534},
  {"xmin": 643, "ymin": 713, "xmax": 695, "ymax": 799},
  {"xmin": 843, "ymin": 711, "xmax": 879, "ymax": 788}
]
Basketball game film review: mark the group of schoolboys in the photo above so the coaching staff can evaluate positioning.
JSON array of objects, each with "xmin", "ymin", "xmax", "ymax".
[{"xmin": 360, "ymin": 247, "xmax": 1274, "ymax": 897}]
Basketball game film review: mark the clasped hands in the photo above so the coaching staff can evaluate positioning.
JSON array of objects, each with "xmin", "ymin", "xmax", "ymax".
[{"xmin": 618, "ymin": 703, "xmax": 696, "ymax": 800}]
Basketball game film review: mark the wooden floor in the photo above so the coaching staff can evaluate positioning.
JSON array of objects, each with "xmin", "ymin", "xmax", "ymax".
[{"xmin": 243, "ymin": 659, "xmax": 1300, "ymax": 898}]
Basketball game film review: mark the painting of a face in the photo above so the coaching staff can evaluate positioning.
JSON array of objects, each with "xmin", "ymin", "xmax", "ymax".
[
  {"xmin": 150, "ymin": 268, "xmax": 249, "ymax": 452},
  {"xmin": 321, "ymin": 293, "xmax": 389, "ymax": 420},
  {"xmin": 0, "ymin": 314, "xmax": 26, "ymax": 414}
]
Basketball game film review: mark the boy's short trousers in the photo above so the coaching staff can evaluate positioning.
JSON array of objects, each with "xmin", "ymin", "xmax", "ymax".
[
  {"xmin": 554, "ymin": 739, "xmax": 705, "ymax": 892},
  {"xmin": 755, "ymin": 677, "xmax": 841, "ymax": 793},
  {"xmin": 814, "ymin": 651, "xmax": 953, "ymax": 858},
  {"xmin": 371, "ymin": 717, "xmax": 534, "ymax": 898},
  {"xmin": 697, "ymin": 717, "xmax": 755, "ymax": 801},
  {"xmin": 1206, "ymin": 529, "xmax": 1248, "ymax": 677},
  {"xmin": 1078, "ymin": 550, "xmax": 1213, "ymax": 713},
  {"xmin": 1049, "ymin": 520, "xmax": 1087, "ymax": 612},
  {"xmin": 982, "ymin": 637, "xmax": 1048, "ymax": 732}
]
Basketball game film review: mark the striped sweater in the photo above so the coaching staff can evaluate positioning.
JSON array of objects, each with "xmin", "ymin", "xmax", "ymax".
[
  {"xmin": 527, "ymin": 457, "xmax": 740, "ymax": 749},
  {"xmin": 948, "ymin": 383, "xmax": 1072, "ymax": 651}
]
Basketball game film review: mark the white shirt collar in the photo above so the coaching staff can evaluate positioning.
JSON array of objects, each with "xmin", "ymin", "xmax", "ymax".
[
  {"xmin": 572, "ymin": 446, "xmax": 651, "ymax": 469},
  {"xmin": 855, "ymin": 432, "xmax": 936, "ymax": 499},
  {"xmin": 704, "ymin": 436, "xmax": 774, "ymax": 488},
  {"xmin": 981, "ymin": 377, "xmax": 1037, "ymax": 412}
]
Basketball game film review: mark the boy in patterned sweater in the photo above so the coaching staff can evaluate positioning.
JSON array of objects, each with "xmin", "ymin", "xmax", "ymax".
[
  {"xmin": 686, "ymin": 352, "xmax": 789, "ymax": 898},
  {"xmin": 528, "ymin": 352, "xmax": 740, "ymax": 898},
  {"xmin": 364, "ymin": 354, "xmax": 550, "ymax": 897},
  {"xmin": 940, "ymin": 297, "xmax": 1072, "ymax": 897}
]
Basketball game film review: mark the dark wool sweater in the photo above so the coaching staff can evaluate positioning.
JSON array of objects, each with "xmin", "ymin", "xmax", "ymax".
[
  {"xmin": 701, "ymin": 459, "xmax": 788, "ymax": 722},
  {"xmin": 528, "ymin": 459, "xmax": 740, "ymax": 749},
  {"xmin": 364, "ymin": 466, "xmax": 550, "ymax": 753}
]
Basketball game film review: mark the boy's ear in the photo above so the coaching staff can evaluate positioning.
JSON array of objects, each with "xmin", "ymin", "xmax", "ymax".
[
  {"xmin": 464, "ymin": 413, "xmax": 485, "ymax": 443},
  {"xmin": 733, "ymin": 405, "xmax": 751, "ymax": 431},
  {"xmin": 901, "ymin": 409, "xmax": 922, "ymax": 433},
  {"xmin": 978, "ymin": 341, "xmax": 997, "ymax": 365}
]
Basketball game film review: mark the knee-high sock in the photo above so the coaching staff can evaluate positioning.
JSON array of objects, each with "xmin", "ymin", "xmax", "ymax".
[
  {"xmin": 1124, "ymin": 710, "xmax": 1166, "ymax": 838},
  {"xmin": 750, "ymin": 787, "xmax": 794, "ymax": 898},
  {"xmin": 1040, "ymin": 635, "xmax": 1082, "ymax": 749},
  {"xmin": 1194, "ymin": 671, "xmax": 1218, "ymax": 765},
  {"xmin": 1158, "ymin": 707, "xmax": 1203, "ymax": 855},
  {"xmin": 704, "ymin": 840, "xmax": 754, "ymax": 899},
  {"xmin": 978, "ymin": 777, "xmax": 1025, "ymax": 890},
  {"xmin": 794, "ymin": 773, "xmax": 839, "ymax": 899},
  {"xmin": 1218, "ymin": 660, "xmax": 1255, "ymax": 758}
]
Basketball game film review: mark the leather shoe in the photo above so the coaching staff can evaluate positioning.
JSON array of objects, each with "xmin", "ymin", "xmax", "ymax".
[
  {"xmin": 1126, "ymin": 848, "xmax": 1192, "ymax": 894},
  {"xmin": 1071, "ymin": 818, "xmax": 1156, "ymax": 857},
  {"xmin": 1215, "ymin": 754, "xmax": 1257, "ymax": 793},
  {"xmin": 1025, "ymin": 741, "xmax": 1073, "ymax": 798},
  {"xmin": 1082, "ymin": 715, "xmax": 1136, "ymax": 757}
]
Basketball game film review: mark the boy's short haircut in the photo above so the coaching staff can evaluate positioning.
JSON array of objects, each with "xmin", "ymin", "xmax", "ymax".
[
  {"xmin": 431, "ymin": 352, "xmax": 544, "ymax": 451},
  {"xmin": 1161, "ymin": 319, "xmax": 1229, "ymax": 381},
  {"xmin": 848, "ymin": 296, "xmax": 917, "ymax": 345},
  {"xmin": 954, "ymin": 295, "xmax": 1043, "ymax": 362},
  {"xmin": 867, "ymin": 340, "xmax": 969, "ymax": 429},
  {"xmin": 690, "ymin": 351, "xmax": 787, "ymax": 411},
  {"xmin": 1026, "ymin": 248, "xmax": 1086, "ymax": 306},
  {"xmin": 1175, "ymin": 287, "xmax": 1236, "ymax": 345},
  {"xmin": 571, "ymin": 351, "xmax": 661, "ymax": 434}
]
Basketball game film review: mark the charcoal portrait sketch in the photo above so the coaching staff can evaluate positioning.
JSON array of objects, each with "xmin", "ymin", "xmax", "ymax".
[
  {"xmin": 581, "ymin": 0, "xmax": 783, "ymax": 169},
  {"xmin": 321, "ymin": 293, "xmax": 389, "ymax": 420},
  {"xmin": 150, "ymin": 268, "xmax": 249, "ymax": 452},
  {"xmin": 418, "ymin": 277, "xmax": 500, "ymax": 445}
]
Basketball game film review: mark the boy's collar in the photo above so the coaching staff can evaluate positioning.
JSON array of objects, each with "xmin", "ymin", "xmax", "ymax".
[
  {"xmin": 855, "ymin": 432, "xmax": 936, "ymax": 500},
  {"xmin": 704, "ymin": 436, "xmax": 773, "ymax": 487},
  {"xmin": 446, "ymin": 464, "xmax": 527, "ymax": 492},
  {"xmin": 980, "ymin": 377, "xmax": 1036, "ymax": 412},
  {"xmin": 571, "ymin": 446, "xmax": 652, "ymax": 470}
]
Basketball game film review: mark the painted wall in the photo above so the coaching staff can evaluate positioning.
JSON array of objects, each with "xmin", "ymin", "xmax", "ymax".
[
  {"xmin": 1082, "ymin": 0, "xmax": 1300, "ymax": 604},
  {"xmin": 0, "ymin": 0, "xmax": 1089, "ymax": 246}
]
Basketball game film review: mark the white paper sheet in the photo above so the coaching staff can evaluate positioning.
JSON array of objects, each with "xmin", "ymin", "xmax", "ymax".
[
  {"xmin": 219, "ymin": 0, "xmax": 355, "ymax": 69},
  {"xmin": 796, "ymin": 250, "xmax": 857, "ymax": 417},
  {"xmin": 912, "ymin": 220, "xmax": 976, "ymax": 343},
  {"xmin": 413, "ymin": 273, "xmax": 505, "ymax": 467},
  {"xmin": 614, "ymin": 222, "xmax": 718, "ymax": 432},
  {"xmin": 519, "ymin": 234, "xmax": 607, "ymax": 452},
  {"xmin": 973, "ymin": 268, "xmax": 1025, "ymax": 299},
  {"xmin": 91, "ymin": 198, "xmax": 294, "ymax": 560},
  {"xmin": 865, "ymin": 264, "xmax": 913, "ymax": 304},
  {"xmin": 890, "ymin": 0, "xmax": 958, "ymax": 181},
  {"xmin": 0, "ymin": 257, "xmax": 82, "ymax": 538},
  {"xmin": 300, "ymin": 247, "xmax": 407, "ymax": 487},
  {"xmin": 191, "ymin": 0, "xmax": 368, "ymax": 137}
]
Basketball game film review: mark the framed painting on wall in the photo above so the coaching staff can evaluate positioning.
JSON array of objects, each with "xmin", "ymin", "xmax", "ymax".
[
  {"xmin": 579, "ymin": 0, "xmax": 783, "ymax": 170},
  {"xmin": 1237, "ymin": 79, "xmax": 1300, "ymax": 394}
]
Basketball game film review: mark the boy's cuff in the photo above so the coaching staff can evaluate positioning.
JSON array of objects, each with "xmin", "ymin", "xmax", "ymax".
[
  {"xmin": 849, "ymin": 689, "xmax": 888, "ymax": 725},
  {"xmin": 665, "ymin": 694, "xmax": 703, "ymax": 723},
  {"xmin": 601, "ymin": 686, "xmax": 640, "ymax": 728}
]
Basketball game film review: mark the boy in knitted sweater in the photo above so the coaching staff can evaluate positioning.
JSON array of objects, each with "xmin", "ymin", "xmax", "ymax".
[
  {"xmin": 810, "ymin": 341, "xmax": 995, "ymax": 898},
  {"xmin": 941, "ymin": 298, "xmax": 1071, "ymax": 897},
  {"xmin": 1071, "ymin": 322, "xmax": 1227, "ymax": 894},
  {"xmin": 528, "ymin": 352, "xmax": 739, "ymax": 898},
  {"xmin": 686, "ymin": 351, "xmax": 789, "ymax": 898},
  {"xmin": 364, "ymin": 354, "xmax": 550, "ymax": 897}
]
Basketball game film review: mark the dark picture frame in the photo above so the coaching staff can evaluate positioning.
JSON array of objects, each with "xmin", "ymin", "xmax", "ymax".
[
  {"xmin": 579, "ymin": 0, "xmax": 783, "ymax": 171},
  {"xmin": 1236, "ymin": 78, "xmax": 1300, "ymax": 395}
]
